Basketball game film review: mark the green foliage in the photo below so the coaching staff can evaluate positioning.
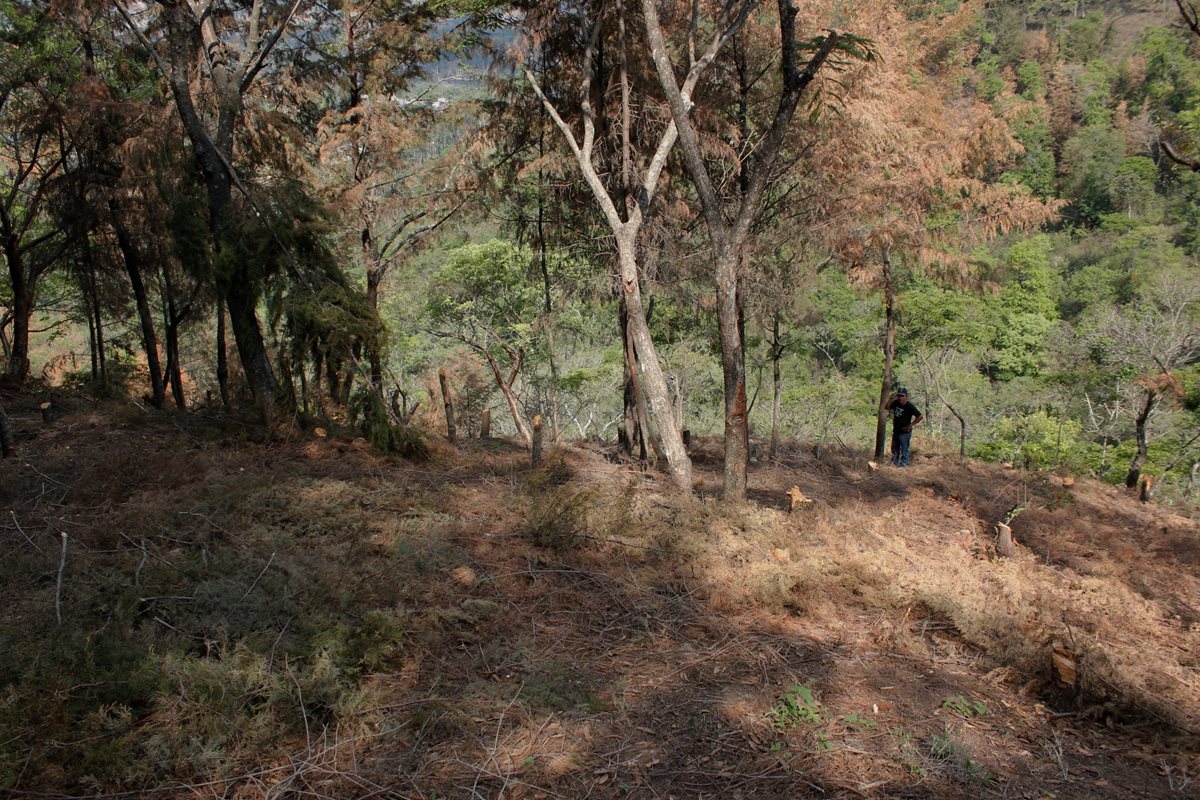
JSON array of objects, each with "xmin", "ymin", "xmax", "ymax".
[
  {"xmin": 974, "ymin": 409, "xmax": 1084, "ymax": 470},
  {"xmin": 350, "ymin": 388, "xmax": 429, "ymax": 457},
  {"xmin": 942, "ymin": 694, "xmax": 988, "ymax": 717},
  {"xmin": 768, "ymin": 684, "xmax": 823, "ymax": 730},
  {"xmin": 428, "ymin": 240, "xmax": 543, "ymax": 352},
  {"xmin": 1016, "ymin": 61, "xmax": 1044, "ymax": 100},
  {"xmin": 989, "ymin": 236, "xmax": 1059, "ymax": 378}
]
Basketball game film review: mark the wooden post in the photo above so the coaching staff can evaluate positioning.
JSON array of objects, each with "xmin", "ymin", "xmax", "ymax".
[
  {"xmin": 996, "ymin": 523, "xmax": 1014, "ymax": 558},
  {"xmin": 438, "ymin": 368, "xmax": 455, "ymax": 443},
  {"xmin": 40, "ymin": 402, "xmax": 52, "ymax": 424},
  {"xmin": 1139, "ymin": 475, "xmax": 1153, "ymax": 503},
  {"xmin": 480, "ymin": 408, "xmax": 491, "ymax": 439},
  {"xmin": 682, "ymin": 429, "xmax": 691, "ymax": 451},
  {"xmin": 531, "ymin": 414, "xmax": 543, "ymax": 467}
]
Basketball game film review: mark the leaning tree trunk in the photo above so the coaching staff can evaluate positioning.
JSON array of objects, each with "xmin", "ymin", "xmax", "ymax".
[
  {"xmin": 943, "ymin": 398, "xmax": 967, "ymax": 459},
  {"xmin": 112, "ymin": 207, "xmax": 165, "ymax": 408},
  {"xmin": 874, "ymin": 259, "xmax": 896, "ymax": 462},
  {"xmin": 1125, "ymin": 389, "xmax": 1157, "ymax": 489},
  {"xmin": 616, "ymin": 235, "xmax": 693, "ymax": 490},
  {"xmin": 716, "ymin": 245, "xmax": 749, "ymax": 500}
]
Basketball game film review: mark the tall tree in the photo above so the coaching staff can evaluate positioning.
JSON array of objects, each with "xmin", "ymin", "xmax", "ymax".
[
  {"xmin": 116, "ymin": 0, "xmax": 311, "ymax": 421},
  {"xmin": 522, "ymin": 0, "xmax": 749, "ymax": 491},
  {"xmin": 641, "ymin": 0, "xmax": 863, "ymax": 500},
  {"xmin": 0, "ymin": 1, "xmax": 75, "ymax": 385}
]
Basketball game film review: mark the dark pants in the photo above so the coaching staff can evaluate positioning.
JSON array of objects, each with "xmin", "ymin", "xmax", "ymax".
[{"xmin": 891, "ymin": 431, "xmax": 912, "ymax": 466}]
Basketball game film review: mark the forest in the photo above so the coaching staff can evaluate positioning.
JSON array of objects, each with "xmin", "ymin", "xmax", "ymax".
[
  {"xmin": 2, "ymin": 0, "xmax": 1200, "ymax": 796},
  {"xmin": 0, "ymin": 0, "xmax": 1197, "ymax": 498}
]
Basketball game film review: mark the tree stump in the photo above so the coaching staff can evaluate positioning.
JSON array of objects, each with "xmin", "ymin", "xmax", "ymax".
[
  {"xmin": 480, "ymin": 408, "xmax": 491, "ymax": 439},
  {"xmin": 1051, "ymin": 642, "xmax": 1078, "ymax": 690},
  {"xmin": 996, "ymin": 523, "xmax": 1014, "ymax": 558},
  {"xmin": 40, "ymin": 402, "xmax": 52, "ymax": 424},
  {"xmin": 787, "ymin": 486, "xmax": 812, "ymax": 512},
  {"xmin": 682, "ymin": 429, "xmax": 691, "ymax": 450},
  {"xmin": 1061, "ymin": 476, "xmax": 1075, "ymax": 488},
  {"xmin": 531, "ymin": 415, "xmax": 543, "ymax": 467},
  {"xmin": 437, "ymin": 368, "xmax": 455, "ymax": 443},
  {"xmin": 1139, "ymin": 475, "xmax": 1153, "ymax": 503}
]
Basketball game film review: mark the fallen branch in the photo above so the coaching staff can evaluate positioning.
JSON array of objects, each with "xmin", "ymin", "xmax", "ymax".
[{"xmin": 54, "ymin": 532, "xmax": 67, "ymax": 625}]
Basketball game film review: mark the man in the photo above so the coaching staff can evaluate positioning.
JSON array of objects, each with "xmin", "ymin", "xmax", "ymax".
[{"xmin": 884, "ymin": 388, "xmax": 922, "ymax": 467}]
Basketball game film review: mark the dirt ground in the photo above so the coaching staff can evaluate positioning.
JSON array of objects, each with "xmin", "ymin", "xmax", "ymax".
[{"xmin": 0, "ymin": 398, "xmax": 1197, "ymax": 799}]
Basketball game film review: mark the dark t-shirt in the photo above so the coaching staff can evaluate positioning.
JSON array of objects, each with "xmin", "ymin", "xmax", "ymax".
[{"xmin": 891, "ymin": 400, "xmax": 922, "ymax": 431}]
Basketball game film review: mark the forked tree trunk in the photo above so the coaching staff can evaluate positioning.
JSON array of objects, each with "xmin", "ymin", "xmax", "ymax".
[
  {"xmin": 616, "ymin": 236, "xmax": 692, "ymax": 489},
  {"xmin": 112, "ymin": 206, "xmax": 165, "ymax": 408},
  {"xmin": 483, "ymin": 353, "xmax": 533, "ymax": 449},
  {"xmin": 642, "ymin": 0, "xmax": 839, "ymax": 500},
  {"xmin": 874, "ymin": 259, "xmax": 896, "ymax": 462},
  {"xmin": 943, "ymin": 398, "xmax": 966, "ymax": 459},
  {"xmin": 1125, "ymin": 389, "xmax": 1157, "ymax": 489}
]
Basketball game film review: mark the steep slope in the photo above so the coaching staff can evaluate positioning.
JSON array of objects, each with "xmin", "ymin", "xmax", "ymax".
[{"xmin": 0, "ymin": 399, "xmax": 1196, "ymax": 798}]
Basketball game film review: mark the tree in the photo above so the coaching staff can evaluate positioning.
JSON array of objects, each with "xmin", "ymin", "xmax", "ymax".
[
  {"xmin": 794, "ymin": 2, "xmax": 1060, "ymax": 461},
  {"xmin": 313, "ymin": 0, "xmax": 468, "ymax": 397},
  {"xmin": 522, "ymin": 0, "xmax": 714, "ymax": 491},
  {"xmin": 116, "ymin": 0, "xmax": 312, "ymax": 421},
  {"xmin": 1090, "ymin": 272, "xmax": 1200, "ymax": 488},
  {"xmin": 641, "ymin": 0, "xmax": 863, "ymax": 500},
  {"xmin": 426, "ymin": 240, "xmax": 555, "ymax": 448},
  {"xmin": 0, "ymin": 1, "xmax": 75, "ymax": 385}
]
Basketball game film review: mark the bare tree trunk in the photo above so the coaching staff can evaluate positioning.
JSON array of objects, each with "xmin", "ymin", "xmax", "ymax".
[
  {"xmin": 875, "ymin": 258, "xmax": 896, "ymax": 462},
  {"xmin": 1125, "ymin": 389, "xmax": 1156, "ymax": 488},
  {"xmin": 216, "ymin": 298, "xmax": 230, "ymax": 412},
  {"xmin": 0, "ymin": 311, "xmax": 10, "ymax": 359},
  {"xmin": 620, "ymin": 298, "xmax": 650, "ymax": 463},
  {"xmin": 769, "ymin": 311, "xmax": 783, "ymax": 459},
  {"xmin": 3, "ymin": 272, "xmax": 33, "ymax": 385},
  {"xmin": 716, "ymin": 246, "xmax": 749, "ymax": 499},
  {"xmin": 438, "ymin": 367, "xmax": 456, "ymax": 443},
  {"xmin": 617, "ymin": 236, "xmax": 691, "ymax": 488},
  {"xmin": 483, "ymin": 353, "xmax": 533, "ymax": 449},
  {"xmin": 943, "ymin": 398, "xmax": 966, "ymax": 459},
  {"xmin": 112, "ymin": 206, "xmax": 165, "ymax": 407},
  {"xmin": 532, "ymin": 414, "xmax": 544, "ymax": 467}
]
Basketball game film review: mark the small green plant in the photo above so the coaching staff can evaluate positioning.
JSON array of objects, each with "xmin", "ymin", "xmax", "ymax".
[
  {"xmin": 942, "ymin": 694, "xmax": 988, "ymax": 717},
  {"xmin": 768, "ymin": 684, "xmax": 822, "ymax": 730},
  {"xmin": 815, "ymin": 731, "xmax": 832, "ymax": 750},
  {"xmin": 931, "ymin": 730, "xmax": 992, "ymax": 785},
  {"xmin": 842, "ymin": 712, "xmax": 877, "ymax": 728}
]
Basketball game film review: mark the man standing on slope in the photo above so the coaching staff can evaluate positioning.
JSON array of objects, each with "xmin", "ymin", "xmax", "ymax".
[{"xmin": 884, "ymin": 388, "xmax": 922, "ymax": 467}]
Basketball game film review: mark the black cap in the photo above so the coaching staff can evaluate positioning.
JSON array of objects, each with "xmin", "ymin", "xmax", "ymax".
[{"xmin": 897, "ymin": 388, "xmax": 908, "ymax": 396}]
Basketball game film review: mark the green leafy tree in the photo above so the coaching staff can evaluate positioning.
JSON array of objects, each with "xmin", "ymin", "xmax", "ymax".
[{"xmin": 427, "ymin": 240, "xmax": 553, "ymax": 448}]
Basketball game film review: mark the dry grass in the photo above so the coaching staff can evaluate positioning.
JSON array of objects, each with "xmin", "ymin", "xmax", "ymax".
[{"xmin": 0, "ymin": 402, "xmax": 1197, "ymax": 799}]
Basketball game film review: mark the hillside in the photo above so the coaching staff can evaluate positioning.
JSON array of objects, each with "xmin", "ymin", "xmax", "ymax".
[{"xmin": 1, "ymin": 397, "xmax": 1197, "ymax": 798}]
